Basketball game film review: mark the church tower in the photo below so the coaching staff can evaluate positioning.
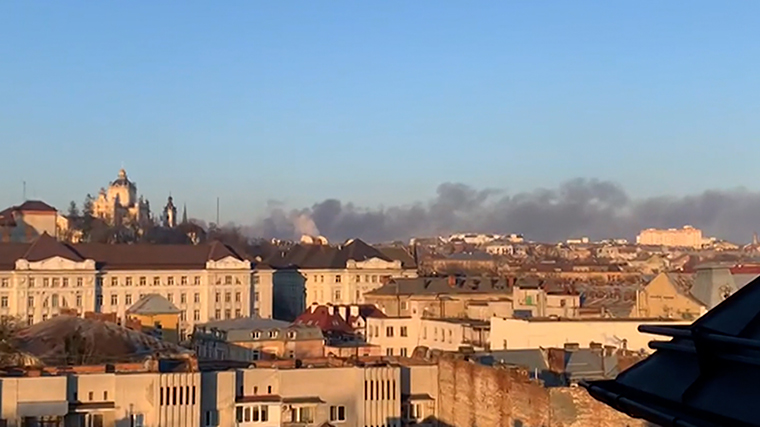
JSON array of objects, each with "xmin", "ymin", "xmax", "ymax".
[{"xmin": 162, "ymin": 196, "xmax": 177, "ymax": 228}]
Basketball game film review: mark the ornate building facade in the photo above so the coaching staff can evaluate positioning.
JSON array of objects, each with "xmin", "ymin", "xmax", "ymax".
[
  {"xmin": 92, "ymin": 168, "xmax": 151, "ymax": 226},
  {"xmin": 0, "ymin": 234, "xmax": 273, "ymax": 336}
]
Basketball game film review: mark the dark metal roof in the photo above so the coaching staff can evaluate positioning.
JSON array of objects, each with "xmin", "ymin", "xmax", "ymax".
[{"xmin": 583, "ymin": 275, "xmax": 760, "ymax": 427}]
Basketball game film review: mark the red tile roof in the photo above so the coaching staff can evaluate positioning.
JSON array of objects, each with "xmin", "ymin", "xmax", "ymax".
[{"xmin": 293, "ymin": 306, "xmax": 354, "ymax": 334}]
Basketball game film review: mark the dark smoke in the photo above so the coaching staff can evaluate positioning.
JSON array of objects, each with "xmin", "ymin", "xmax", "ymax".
[{"xmin": 242, "ymin": 178, "xmax": 760, "ymax": 244}]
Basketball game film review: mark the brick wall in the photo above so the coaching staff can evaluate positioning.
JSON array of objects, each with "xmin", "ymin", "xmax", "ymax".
[{"xmin": 436, "ymin": 355, "xmax": 648, "ymax": 427}]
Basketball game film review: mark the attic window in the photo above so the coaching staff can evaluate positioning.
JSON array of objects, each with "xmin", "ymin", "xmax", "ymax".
[
  {"xmin": 287, "ymin": 331, "xmax": 297, "ymax": 339},
  {"xmin": 252, "ymin": 331, "xmax": 261, "ymax": 339},
  {"xmin": 268, "ymin": 330, "xmax": 278, "ymax": 339}
]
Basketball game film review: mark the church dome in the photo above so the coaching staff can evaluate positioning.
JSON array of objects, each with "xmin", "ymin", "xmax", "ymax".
[{"xmin": 111, "ymin": 168, "xmax": 136, "ymax": 188}]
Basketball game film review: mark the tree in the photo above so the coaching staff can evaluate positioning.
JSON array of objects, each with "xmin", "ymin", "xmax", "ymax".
[
  {"xmin": 82, "ymin": 194, "xmax": 94, "ymax": 216},
  {"xmin": 67, "ymin": 201, "xmax": 80, "ymax": 218},
  {"xmin": 0, "ymin": 316, "xmax": 23, "ymax": 368}
]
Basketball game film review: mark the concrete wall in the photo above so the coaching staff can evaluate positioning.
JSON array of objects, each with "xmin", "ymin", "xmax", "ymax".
[{"xmin": 490, "ymin": 317, "xmax": 691, "ymax": 352}]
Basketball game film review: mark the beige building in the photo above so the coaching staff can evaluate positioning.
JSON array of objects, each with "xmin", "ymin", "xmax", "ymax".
[
  {"xmin": 634, "ymin": 272, "xmax": 705, "ymax": 320},
  {"xmin": 489, "ymin": 317, "xmax": 691, "ymax": 353},
  {"xmin": 0, "ymin": 200, "xmax": 66, "ymax": 242},
  {"xmin": 0, "ymin": 234, "xmax": 273, "ymax": 337},
  {"xmin": 92, "ymin": 168, "xmax": 151, "ymax": 226},
  {"xmin": 0, "ymin": 358, "xmax": 439, "ymax": 427},
  {"xmin": 636, "ymin": 226, "xmax": 704, "ymax": 248},
  {"xmin": 366, "ymin": 306, "xmax": 491, "ymax": 356},
  {"xmin": 263, "ymin": 239, "xmax": 417, "ymax": 321}
]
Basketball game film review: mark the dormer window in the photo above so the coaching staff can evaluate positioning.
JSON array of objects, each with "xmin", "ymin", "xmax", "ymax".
[
  {"xmin": 268, "ymin": 330, "xmax": 278, "ymax": 339},
  {"xmin": 253, "ymin": 331, "xmax": 261, "ymax": 339},
  {"xmin": 287, "ymin": 331, "xmax": 297, "ymax": 339}
]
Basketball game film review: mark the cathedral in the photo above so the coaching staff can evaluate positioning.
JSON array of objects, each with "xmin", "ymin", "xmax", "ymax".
[{"xmin": 92, "ymin": 168, "xmax": 151, "ymax": 226}]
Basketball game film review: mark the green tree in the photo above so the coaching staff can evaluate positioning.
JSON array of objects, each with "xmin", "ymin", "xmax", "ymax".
[{"xmin": 67, "ymin": 201, "xmax": 80, "ymax": 218}]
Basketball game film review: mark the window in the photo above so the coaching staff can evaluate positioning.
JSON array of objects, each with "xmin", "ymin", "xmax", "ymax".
[
  {"xmin": 295, "ymin": 407, "xmax": 314, "ymax": 423},
  {"xmin": 125, "ymin": 277, "xmax": 132, "ymax": 286},
  {"xmin": 386, "ymin": 348, "xmax": 394, "ymax": 356},
  {"xmin": 214, "ymin": 309, "xmax": 221, "ymax": 319},
  {"xmin": 194, "ymin": 310, "xmax": 200, "ymax": 321},
  {"xmin": 448, "ymin": 329, "xmax": 453, "ymax": 343},
  {"xmin": 0, "ymin": 278, "xmax": 7, "ymax": 287},
  {"xmin": 51, "ymin": 294, "xmax": 58, "ymax": 308},
  {"xmin": 335, "ymin": 275, "xmax": 342, "ymax": 283},
  {"xmin": 372, "ymin": 275, "xmax": 378, "ymax": 283},
  {"xmin": 330, "ymin": 406, "xmax": 346, "ymax": 422},
  {"xmin": 334, "ymin": 289, "xmax": 341, "ymax": 301},
  {"xmin": 268, "ymin": 330, "xmax": 278, "ymax": 338},
  {"xmin": 355, "ymin": 275, "xmax": 361, "ymax": 282},
  {"xmin": 125, "ymin": 294, "xmax": 132, "ymax": 305},
  {"xmin": 29, "ymin": 278, "xmax": 35, "ymax": 287},
  {"xmin": 76, "ymin": 295, "xmax": 82, "ymax": 307},
  {"xmin": 386, "ymin": 326, "xmax": 394, "ymax": 337},
  {"xmin": 224, "ymin": 309, "xmax": 231, "ymax": 319},
  {"xmin": 253, "ymin": 331, "xmax": 261, "ymax": 339},
  {"xmin": 131, "ymin": 414, "xmax": 145, "ymax": 427},
  {"xmin": 89, "ymin": 392, "xmax": 94, "ymax": 401},
  {"xmin": 194, "ymin": 292, "xmax": 200, "ymax": 303},
  {"xmin": 111, "ymin": 294, "xmax": 118, "ymax": 306},
  {"xmin": 167, "ymin": 293, "xmax": 173, "ymax": 303},
  {"xmin": 181, "ymin": 276, "xmax": 187, "ymax": 285},
  {"xmin": 400, "ymin": 326, "xmax": 408, "ymax": 337},
  {"xmin": 225, "ymin": 292, "xmax": 231, "ymax": 303},
  {"xmin": 180, "ymin": 293, "xmax": 186, "ymax": 304},
  {"xmin": 75, "ymin": 277, "xmax": 82, "ymax": 287},
  {"xmin": 167, "ymin": 277, "xmax": 174, "ymax": 286},
  {"xmin": 215, "ymin": 292, "xmax": 220, "ymax": 303},
  {"xmin": 400, "ymin": 301, "xmax": 408, "ymax": 310},
  {"xmin": 42, "ymin": 314, "xmax": 47, "ymax": 321},
  {"xmin": 254, "ymin": 291, "xmax": 259, "ymax": 302},
  {"xmin": 52, "ymin": 278, "xmax": 59, "ymax": 287},
  {"xmin": 0, "ymin": 296, "xmax": 7, "ymax": 308},
  {"xmin": 225, "ymin": 275, "xmax": 232, "ymax": 285},
  {"xmin": 111, "ymin": 277, "xmax": 118, "ymax": 287},
  {"xmin": 400, "ymin": 347, "xmax": 408, "ymax": 357},
  {"xmin": 252, "ymin": 275, "xmax": 259, "ymax": 285},
  {"xmin": 235, "ymin": 309, "xmax": 241, "ymax": 318},
  {"xmin": 139, "ymin": 277, "xmax": 146, "ymax": 286},
  {"xmin": 194, "ymin": 276, "xmax": 201, "ymax": 285},
  {"xmin": 235, "ymin": 292, "xmax": 241, "ymax": 302},
  {"xmin": 103, "ymin": 391, "xmax": 108, "ymax": 400},
  {"xmin": 62, "ymin": 278, "xmax": 69, "ymax": 287},
  {"xmin": 27, "ymin": 296, "xmax": 33, "ymax": 307},
  {"xmin": 287, "ymin": 330, "xmax": 297, "ymax": 339},
  {"xmin": 153, "ymin": 277, "xmax": 160, "ymax": 286},
  {"xmin": 43, "ymin": 278, "xmax": 49, "ymax": 287},
  {"xmin": 204, "ymin": 410, "xmax": 218, "ymax": 427},
  {"xmin": 180, "ymin": 311, "xmax": 186, "ymax": 321}
]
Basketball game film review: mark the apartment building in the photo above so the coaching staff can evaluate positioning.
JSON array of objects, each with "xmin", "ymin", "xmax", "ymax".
[
  {"xmin": 364, "ymin": 276, "xmax": 580, "ymax": 320},
  {"xmin": 0, "ymin": 358, "xmax": 438, "ymax": 427},
  {"xmin": 263, "ymin": 239, "xmax": 417, "ymax": 321},
  {"xmin": 0, "ymin": 234, "xmax": 273, "ymax": 336},
  {"xmin": 366, "ymin": 305, "xmax": 491, "ymax": 356},
  {"xmin": 636, "ymin": 225, "xmax": 704, "ymax": 248},
  {"xmin": 192, "ymin": 317, "xmax": 325, "ymax": 362}
]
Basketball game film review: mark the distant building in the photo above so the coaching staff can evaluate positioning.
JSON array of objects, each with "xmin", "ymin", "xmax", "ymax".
[
  {"xmin": 0, "ymin": 200, "xmax": 66, "ymax": 242},
  {"xmin": 126, "ymin": 293, "xmax": 182, "ymax": 344},
  {"xmin": 634, "ymin": 272, "xmax": 704, "ymax": 320},
  {"xmin": 636, "ymin": 225, "xmax": 704, "ymax": 248},
  {"xmin": 92, "ymin": 168, "xmax": 151, "ymax": 226},
  {"xmin": 161, "ymin": 195, "xmax": 177, "ymax": 228}
]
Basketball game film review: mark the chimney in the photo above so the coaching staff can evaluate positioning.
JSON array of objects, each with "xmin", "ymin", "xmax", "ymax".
[
  {"xmin": 603, "ymin": 345, "xmax": 616, "ymax": 357},
  {"xmin": 589, "ymin": 342, "xmax": 602, "ymax": 352},
  {"xmin": 448, "ymin": 275, "xmax": 456, "ymax": 287},
  {"xmin": 564, "ymin": 342, "xmax": 579, "ymax": 352}
]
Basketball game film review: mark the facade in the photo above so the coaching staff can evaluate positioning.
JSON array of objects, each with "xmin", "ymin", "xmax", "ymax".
[
  {"xmin": 263, "ymin": 239, "xmax": 417, "ymax": 321},
  {"xmin": 126, "ymin": 293, "xmax": 182, "ymax": 344},
  {"xmin": 634, "ymin": 272, "xmax": 704, "ymax": 320},
  {"xmin": 366, "ymin": 308, "xmax": 491, "ymax": 356},
  {"xmin": 92, "ymin": 168, "xmax": 151, "ymax": 226},
  {"xmin": 0, "ymin": 234, "xmax": 273, "ymax": 336},
  {"xmin": 489, "ymin": 317, "xmax": 691, "ymax": 353},
  {"xmin": 636, "ymin": 226, "xmax": 704, "ymax": 248},
  {"xmin": 0, "ymin": 358, "xmax": 439, "ymax": 427}
]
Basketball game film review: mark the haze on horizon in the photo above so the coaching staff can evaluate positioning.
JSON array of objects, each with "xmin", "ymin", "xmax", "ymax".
[{"xmin": 2, "ymin": 2, "xmax": 760, "ymax": 243}]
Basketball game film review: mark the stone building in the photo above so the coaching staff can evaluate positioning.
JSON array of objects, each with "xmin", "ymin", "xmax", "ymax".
[
  {"xmin": 0, "ymin": 234, "xmax": 273, "ymax": 336},
  {"xmin": 92, "ymin": 168, "xmax": 150, "ymax": 226},
  {"xmin": 0, "ymin": 200, "xmax": 65, "ymax": 242}
]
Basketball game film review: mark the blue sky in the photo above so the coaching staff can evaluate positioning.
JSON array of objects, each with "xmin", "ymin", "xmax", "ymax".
[{"xmin": 2, "ymin": 2, "xmax": 759, "ymax": 223}]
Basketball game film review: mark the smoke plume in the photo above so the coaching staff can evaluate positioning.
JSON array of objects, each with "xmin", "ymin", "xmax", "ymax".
[{"xmin": 242, "ymin": 178, "xmax": 760, "ymax": 244}]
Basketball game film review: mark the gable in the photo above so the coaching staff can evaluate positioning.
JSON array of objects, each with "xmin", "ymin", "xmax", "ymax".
[
  {"xmin": 352, "ymin": 257, "xmax": 401, "ymax": 270},
  {"xmin": 206, "ymin": 255, "xmax": 251, "ymax": 270},
  {"xmin": 16, "ymin": 256, "xmax": 96, "ymax": 271}
]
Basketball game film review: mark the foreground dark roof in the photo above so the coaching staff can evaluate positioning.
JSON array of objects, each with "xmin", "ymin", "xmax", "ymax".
[
  {"xmin": 0, "ymin": 235, "xmax": 251, "ymax": 271},
  {"xmin": 582, "ymin": 275, "xmax": 760, "ymax": 427}
]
